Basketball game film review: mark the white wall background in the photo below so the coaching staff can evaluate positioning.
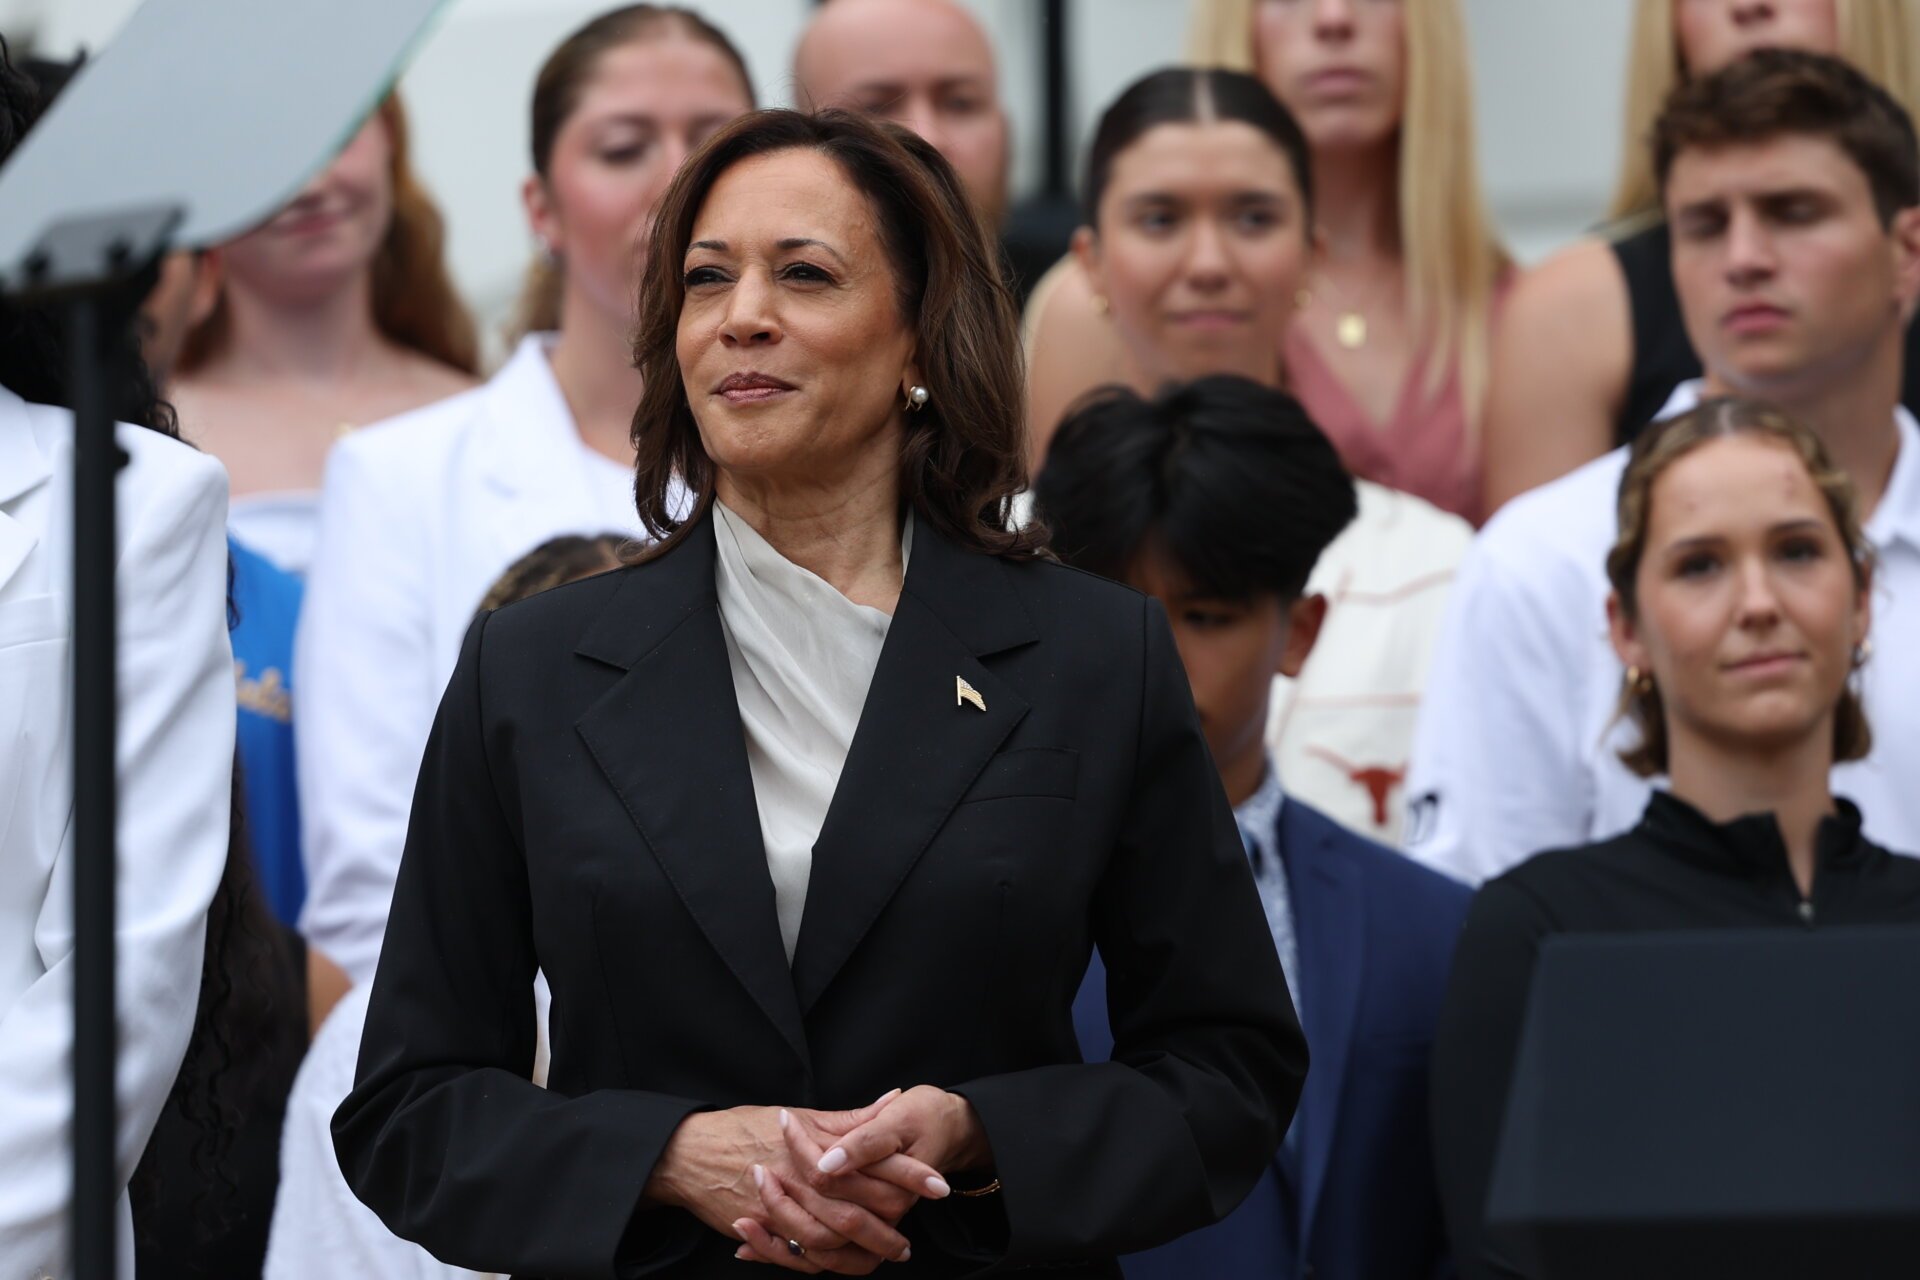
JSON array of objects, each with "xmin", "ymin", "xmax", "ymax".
[{"xmin": 7, "ymin": 0, "xmax": 1632, "ymax": 353}]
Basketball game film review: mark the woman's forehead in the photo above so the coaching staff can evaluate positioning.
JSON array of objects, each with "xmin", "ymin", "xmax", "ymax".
[{"xmin": 691, "ymin": 150, "xmax": 879, "ymax": 247}]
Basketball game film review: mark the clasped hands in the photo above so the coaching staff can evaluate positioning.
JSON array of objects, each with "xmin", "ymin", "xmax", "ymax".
[{"xmin": 648, "ymin": 1084, "xmax": 991, "ymax": 1274}]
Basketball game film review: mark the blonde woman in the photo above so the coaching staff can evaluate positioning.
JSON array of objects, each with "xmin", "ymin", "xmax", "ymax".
[
  {"xmin": 1484, "ymin": 0, "xmax": 1920, "ymax": 512},
  {"xmin": 1026, "ymin": 0, "xmax": 1508, "ymax": 522}
]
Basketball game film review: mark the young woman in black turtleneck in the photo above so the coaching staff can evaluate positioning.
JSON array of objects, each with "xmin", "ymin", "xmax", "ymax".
[{"xmin": 1431, "ymin": 396, "xmax": 1920, "ymax": 1280}]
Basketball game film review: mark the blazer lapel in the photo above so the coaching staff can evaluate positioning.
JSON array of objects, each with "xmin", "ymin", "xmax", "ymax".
[
  {"xmin": 1282, "ymin": 803, "xmax": 1366, "ymax": 1258},
  {"xmin": 474, "ymin": 337, "xmax": 605, "ymax": 571},
  {"xmin": 574, "ymin": 515, "xmax": 809, "ymax": 1066},
  {"xmin": 0, "ymin": 393, "xmax": 51, "ymax": 595},
  {"xmin": 789, "ymin": 522, "xmax": 1038, "ymax": 1013}
]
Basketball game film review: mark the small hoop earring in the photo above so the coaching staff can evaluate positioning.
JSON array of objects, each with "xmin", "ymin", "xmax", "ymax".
[
  {"xmin": 905, "ymin": 385, "xmax": 930, "ymax": 412},
  {"xmin": 1625, "ymin": 665, "xmax": 1654, "ymax": 695},
  {"xmin": 1853, "ymin": 637, "xmax": 1874, "ymax": 669}
]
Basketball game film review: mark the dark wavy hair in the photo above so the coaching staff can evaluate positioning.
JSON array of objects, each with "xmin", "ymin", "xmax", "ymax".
[
  {"xmin": 627, "ymin": 107, "xmax": 1041, "ymax": 560},
  {"xmin": 0, "ymin": 40, "xmax": 177, "ymax": 436}
]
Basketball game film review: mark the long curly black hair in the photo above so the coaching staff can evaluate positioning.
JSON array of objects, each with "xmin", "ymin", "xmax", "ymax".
[{"xmin": 0, "ymin": 36, "xmax": 177, "ymax": 436}]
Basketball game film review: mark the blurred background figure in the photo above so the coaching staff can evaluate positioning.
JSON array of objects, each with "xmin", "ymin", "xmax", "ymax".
[
  {"xmin": 1028, "ymin": 0, "xmax": 1508, "ymax": 524},
  {"xmin": 795, "ymin": 0, "xmax": 1009, "ymax": 225},
  {"xmin": 1486, "ymin": 0, "xmax": 1920, "ymax": 512},
  {"xmin": 295, "ymin": 4, "xmax": 755, "ymax": 984},
  {"xmin": 1037, "ymin": 376, "xmax": 1470, "ymax": 1280},
  {"xmin": 169, "ymin": 94, "xmax": 479, "ymax": 577},
  {"xmin": 265, "ymin": 534, "xmax": 625, "ymax": 1280},
  {"xmin": 1432, "ymin": 399, "xmax": 1920, "ymax": 1280},
  {"xmin": 1408, "ymin": 50, "xmax": 1920, "ymax": 883},
  {"xmin": 0, "ymin": 40, "xmax": 232, "ymax": 1280},
  {"xmin": 1057, "ymin": 65, "xmax": 1469, "ymax": 844}
]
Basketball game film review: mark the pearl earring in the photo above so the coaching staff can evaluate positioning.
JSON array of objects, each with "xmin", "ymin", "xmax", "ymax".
[{"xmin": 905, "ymin": 385, "xmax": 931, "ymax": 412}]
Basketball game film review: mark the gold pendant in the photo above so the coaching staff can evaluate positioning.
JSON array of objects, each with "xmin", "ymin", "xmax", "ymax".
[{"xmin": 1335, "ymin": 311, "xmax": 1367, "ymax": 350}]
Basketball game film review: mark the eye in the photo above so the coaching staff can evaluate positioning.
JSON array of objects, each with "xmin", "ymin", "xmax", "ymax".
[
  {"xmin": 1675, "ymin": 212, "xmax": 1727, "ymax": 243},
  {"xmin": 780, "ymin": 262, "xmax": 834, "ymax": 284},
  {"xmin": 683, "ymin": 265, "xmax": 728, "ymax": 288},
  {"xmin": 1675, "ymin": 551, "xmax": 1721, "ymax": 580},
  {"xmin": 598, "ymin": 143, "xmax": 650, "ymax": 165},
  {"xmin": 1181, "ymin": 606, "xmax": 1238, "ymax": 629},
  {"xmin": 940, "ymin": 93, "xmax": 986, "ymax": 118},
  {"xmin": 1777, "ymin": 535, "xmax": 1825, "ymax": 564},
  {"xmin": 1233, "ymin": 207, "xmax": 1281, "ymax": 234},
  {"xmin": 1134, "ymin": 208, "xmax": 1178, "ymax": 235}
]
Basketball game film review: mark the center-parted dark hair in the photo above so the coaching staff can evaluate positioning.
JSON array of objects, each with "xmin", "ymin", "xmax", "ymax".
[
  {"xmin": 628, "ymin": 107, "xmax": 1041, "ymax": 559},
  {"xmin": 1082, "ymin": 67, "xmax": 1314, "ymax": 227},
  {"xmin": 1033, "ymin": 376, "xmax": 1357, "ymax": 601},
  {"xmin": 1654, "ymin": 48, "xmax": 1920, "ymax": 226}
]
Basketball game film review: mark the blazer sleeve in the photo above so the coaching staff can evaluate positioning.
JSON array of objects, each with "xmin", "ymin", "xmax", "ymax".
[
  {"xmin": 0, "ymin": 440, "xmax": 231, "ymax": 1276},
  {"xmin": 945, "ymin": 596, "xmax": 1308, "ymax": 1264},
  {"xmin": 331, "ymin": 611, "xmax": 706, "ymax": 1279},
  {"xmin": 1429, "ymin": 877, "xmax": 1556, "ymax": 1280},
  {"xmin": 295, "ymin": 434, "xmax": 443, "ymax": 983}
]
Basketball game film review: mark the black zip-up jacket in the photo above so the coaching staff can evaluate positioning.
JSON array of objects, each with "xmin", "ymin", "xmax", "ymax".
[{"xmin": 1430, "ymin": 791, "xmax": 1920, "ymax": 1280}]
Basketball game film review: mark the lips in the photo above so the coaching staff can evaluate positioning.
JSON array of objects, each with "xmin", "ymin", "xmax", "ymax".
[
  {"xmin": 1303, "ymin": 67, "xmax": 1371, "ymax": 97},
  {"xmin": 1166, "ymin": 310, "xmax": 1251, "ymax": 330},
  {"xmin": 715, "ymin": 371, "xmax": 797, "ymax": 403},
  {"xmin": 1723, "ymin": 651, "xmax": 1807, "ymax": 678},
  {"xmin": 1723, "ymin": 302, "xmax": 1791, "ymax": 335}
]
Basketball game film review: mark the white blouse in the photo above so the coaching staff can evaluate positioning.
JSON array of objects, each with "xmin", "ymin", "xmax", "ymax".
[{"xmin": 713, "ymin": 502, "xmax": 911, "ymax": 960}]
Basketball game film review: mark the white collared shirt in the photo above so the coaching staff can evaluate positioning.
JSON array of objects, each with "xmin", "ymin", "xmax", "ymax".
[
  {"xmin": 296, "ymin": 334, "xmax": 655, "ymax": 981},
  {"xmin": 1405, "ymin": 381, "xmax": 1920, "ymax": 884}
]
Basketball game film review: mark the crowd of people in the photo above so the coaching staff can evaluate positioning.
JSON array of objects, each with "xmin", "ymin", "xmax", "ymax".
[{"xmin": 4, "ymin": 1, "xmax": 1919, "ymax": 1278}]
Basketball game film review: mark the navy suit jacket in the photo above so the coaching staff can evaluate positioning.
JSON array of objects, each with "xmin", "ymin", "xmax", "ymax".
[{"xmin": 1074, "ymin": 799, "xmax": 1471, "ymax": 1280}]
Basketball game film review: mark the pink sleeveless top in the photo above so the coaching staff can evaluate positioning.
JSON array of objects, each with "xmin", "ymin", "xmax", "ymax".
[{"xmin": 1282, "ymin": 280, "xmax": 1509, "ymax": 525}]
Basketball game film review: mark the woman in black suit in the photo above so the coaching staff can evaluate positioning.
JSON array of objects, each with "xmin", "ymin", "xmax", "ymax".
[{"xmin": 332, "ymin": 107, "xmax": 1306, "ymax": 1278}]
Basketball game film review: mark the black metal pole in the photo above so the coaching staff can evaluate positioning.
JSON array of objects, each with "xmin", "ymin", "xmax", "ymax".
[
  {"xmin": 1041, "ymin": 0, "xmax": 1070, "ymax": 201},
  {"xmin": 68, "ymin": 290, "xmax": 118, "ymax": 1280}
]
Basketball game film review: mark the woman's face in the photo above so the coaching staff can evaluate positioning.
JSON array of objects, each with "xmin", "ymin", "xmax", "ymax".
[
  {"xmin": 677, "ymin": 148, "xmax": 921, "ymax": 490},
  {"xmin": 220, "ymin": 114, "xmax": 392, "ymax": 306},
  {"xmin": 1077, "ymin": 120, "xmax": 1311, "ymax": 390},
  {"xmin": 1610, "ymin": 434, "xmax": 1869, "ymax": 766},
  {"xmin": 528, "ymin": 36, "xmax": 752, "ymax": 329},
  {"xmin": 1675, "ymin": 0, "xmax": 1840, "ymax": 77},
  {"xmin": 1252, "ymin": 0, "xmax": 1407, "ymax": 152}
]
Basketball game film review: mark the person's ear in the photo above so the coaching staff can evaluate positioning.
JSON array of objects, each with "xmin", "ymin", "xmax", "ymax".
[
  {"xmin": 1890, "ymin": 206, "xmax": 1920, "ymax": 325},
  {"xmin": 1070, "ymin": 225, "xmax": 1104, "ymax": 305},
  {"xmin": 186, "ymin": 250, "xmax": 223, "ymax": 330},
  {"xmin": 1276, "ymin": 593, "xmax": 1327, "ymax": 679},
  {"xmin": 1607, "ymin": 589, "xmax": 1648, "ymax": 677},
  {"xmin": 523, "ymin": 174, "xmax": 563, "ymax": 260}
]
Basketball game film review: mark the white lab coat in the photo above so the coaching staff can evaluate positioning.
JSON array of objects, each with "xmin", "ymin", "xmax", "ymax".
[
  {"xmin": 0, "ymin": 388, "xmax": 232, "ymax": 1280},
  {"xmin": 295, "ymin": 335, "xmax": 650, "ymax": 981}
]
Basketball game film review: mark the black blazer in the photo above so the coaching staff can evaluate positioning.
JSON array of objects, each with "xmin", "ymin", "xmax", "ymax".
[{"xmin": 331, "ymin": 511, "xmax": 1306, "ymax": 1279}]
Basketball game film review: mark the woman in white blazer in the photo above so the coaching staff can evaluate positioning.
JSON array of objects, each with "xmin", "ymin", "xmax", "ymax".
[
  {"xmin": 0, "ymin": 382, "xmax": 233, "ymax": 1279},
  {"xmin": 295, "ymin": 6, "xmax": 756, "ymax": 981}
]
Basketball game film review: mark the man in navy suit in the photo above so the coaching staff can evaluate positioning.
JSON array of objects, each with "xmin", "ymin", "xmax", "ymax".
[{"xmin": 1034, "ymin": 376, "xmax": 1472, "ymax": 1280}]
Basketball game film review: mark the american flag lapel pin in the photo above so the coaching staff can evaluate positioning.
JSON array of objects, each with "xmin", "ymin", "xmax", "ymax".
[{"xmin": 955, "ymin": 675, "xmax": 986, "ymax": 712}]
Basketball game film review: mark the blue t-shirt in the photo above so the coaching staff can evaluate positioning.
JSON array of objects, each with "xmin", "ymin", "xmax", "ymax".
[{"xmin": 229, "ymin": 536, "xmax": 304, "ymax": 926}]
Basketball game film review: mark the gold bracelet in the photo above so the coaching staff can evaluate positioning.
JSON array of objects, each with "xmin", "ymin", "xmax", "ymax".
[{"xmin": 953, "ymin": 1178, "xmax": 1002, "ymax": 1198}]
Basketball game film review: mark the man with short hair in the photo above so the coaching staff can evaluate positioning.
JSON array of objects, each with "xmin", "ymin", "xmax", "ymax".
[
  {"xmin": 1406, "ymin": 48, "xmax": 1920, "ymax": 885},
  {"xmin": 1036, "ymin": 375, "xmax": 1470, "ymax": 1280},
  {"xmin": 793, "ymin": 0, "xmax": 1011, "ymax": 225}
]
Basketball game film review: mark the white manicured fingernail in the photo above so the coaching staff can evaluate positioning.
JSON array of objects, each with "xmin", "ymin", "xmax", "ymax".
[
  {"xmin": 817, "ymin": 1147, "xmax": 848, "ymax": 1174},
  {"xmin": 752, "ymin": 1163, "xmax": 766, "ymax": 1190},
  {"xmin": 873, "ymin": 1088, "xmax": 902, "ymax": 1106},
  {"xmin": 733, "ymin": 1219, "xmax": 754, "ymax": 1243},
  {"xmin": 925, "ymin": 1175, "xmax": 950, "ymax": 1198},
  {"xmin": 898, "ymin": 1245, "xmax": 912, "ymax": 1262},
  {"xmin": 778, "ymin": 1108, "xmax": 790, "ymax": 1131}
]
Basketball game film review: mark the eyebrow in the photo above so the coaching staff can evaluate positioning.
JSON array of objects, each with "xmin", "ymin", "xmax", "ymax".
[
  {"xmin": 686, "ymin": 237, "xmax": 849, "ymax": 264},
  {"xmin": 1662, "ymin": 518, "xmax": 1829, "ymax": 552}
]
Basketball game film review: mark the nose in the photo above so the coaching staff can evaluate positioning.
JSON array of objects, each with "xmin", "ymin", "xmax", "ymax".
[
  {"xmin": 1735, "ymin": 555, "xmax": 1785, "ymax": 631},
  {"xmin": 1312, "ymin": 0, "xmax": 1356, "ymax": 38},
  {"xmin": 901, "ymin": 98, "xmax": 950, "ymax": 156},
  {"xmin": 1730, "ymin": 1, "xmax": 1778, "ymax": 29},
  {"xmin": 1182, "ymin": 220, "xmax": 1233, "ymax": 294},
  {"xmin": 718, "ymin": 269, "xmax": 781, "ymax": 348},
  {"xmin": 1723, "ymin": 207, "xmax": 1778, "ymax": 289}
]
